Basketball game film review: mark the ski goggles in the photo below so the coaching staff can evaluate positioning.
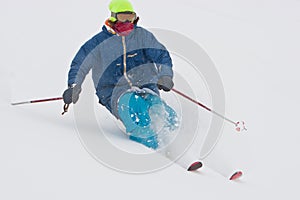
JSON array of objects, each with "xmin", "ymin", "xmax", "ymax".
[{"xmin": 112, "ymin": 12, "xmax": 136, "ymax": 22}]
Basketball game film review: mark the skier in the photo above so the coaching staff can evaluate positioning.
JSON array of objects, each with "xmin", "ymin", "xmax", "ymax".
[{"xmin": 62, "ymin": 0, "xmax": 202, "ymax": 171}]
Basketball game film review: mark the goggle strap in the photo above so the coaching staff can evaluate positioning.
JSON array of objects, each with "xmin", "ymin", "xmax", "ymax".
[{"xmin": 111, "ymin": 12, "xmax": 117, "ymax": 19}]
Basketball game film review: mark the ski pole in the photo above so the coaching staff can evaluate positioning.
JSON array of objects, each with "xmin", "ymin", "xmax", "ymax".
[
  {"xmin": 171, "ymin": 88, "xmax": 247, "ymax": 132},
  {"xmin": 11, "ymin": 97, "xmax": 71, "ymax": 115},
  {"xmin": 11, "ymin": 97, "xmax": 70, "ymax": 115},
  {"xmin": 11, "ymin": 97, "xmax": 63, "ymax": 106}
]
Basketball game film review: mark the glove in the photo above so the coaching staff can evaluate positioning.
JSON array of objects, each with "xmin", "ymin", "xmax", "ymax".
[
  {"xmin": 62, "ymin": 84, "xmax": 82, "ymax": 104},
  {"xmin": 157, "ymin": 76, "xmax": 174, "ymax": 92}
]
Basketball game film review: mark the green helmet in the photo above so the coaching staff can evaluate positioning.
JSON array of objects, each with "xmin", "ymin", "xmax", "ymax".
[{"xmin": 109, "ymin": 0, "xmax": 134, "ymax": 22}]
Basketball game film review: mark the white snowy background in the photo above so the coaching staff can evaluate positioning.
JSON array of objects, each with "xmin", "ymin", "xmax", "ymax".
[{"xmin": 1, "ymin": 0, "xmax": 300, "ymax": 199}]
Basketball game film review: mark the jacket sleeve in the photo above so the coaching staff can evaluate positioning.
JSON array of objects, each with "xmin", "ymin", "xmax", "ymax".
[
  {"xmin": 144, "ymin": 32, "xmax": 173, "ymax": 78},
  {"xmin": 67, "ymin": 38, "xmax": 98, "ymax": 87}
]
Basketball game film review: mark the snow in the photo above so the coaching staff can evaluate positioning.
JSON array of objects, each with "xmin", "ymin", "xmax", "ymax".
[{"xmin": 1, "ymin": 0, "xmax": 300, "ymax": 199}]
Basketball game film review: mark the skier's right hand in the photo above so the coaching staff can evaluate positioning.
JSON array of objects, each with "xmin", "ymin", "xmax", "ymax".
[
  {"xmin": 157, "ymin": 76, "xmax": 174, "ymax": 92},
  {"xmin": 62, "ymin": 84, "xmax": 82, "ymax": 104}
]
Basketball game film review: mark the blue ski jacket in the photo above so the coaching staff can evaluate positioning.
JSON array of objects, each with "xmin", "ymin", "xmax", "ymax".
[{"xmin": 67, "ymin": 25, "xmax": 173, "ymax": 117}]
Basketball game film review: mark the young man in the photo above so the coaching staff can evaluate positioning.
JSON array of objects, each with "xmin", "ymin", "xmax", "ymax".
[{"xmin": 63, "ymin": 0, "xmax": 202, "ymax": 171}]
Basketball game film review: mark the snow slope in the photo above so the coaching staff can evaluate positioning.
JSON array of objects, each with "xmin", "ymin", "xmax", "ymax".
[{"xmin": 1, "ymin": 0, "xmax": 300, "ymax": 199}]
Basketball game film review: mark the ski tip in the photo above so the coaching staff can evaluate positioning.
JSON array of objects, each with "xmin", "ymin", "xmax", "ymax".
[
  {"xmin": 229, "ymin": 171, "xmax": 243, "ymax": 181},
  {"xmin": 187, "ymin": 161, "xmax": 203, "ymax": 171}
]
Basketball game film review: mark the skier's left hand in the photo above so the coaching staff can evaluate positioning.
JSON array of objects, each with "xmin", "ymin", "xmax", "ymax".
[{"xmin": 157, "ymin": 76, "xmax": 174, "ymax": 92}]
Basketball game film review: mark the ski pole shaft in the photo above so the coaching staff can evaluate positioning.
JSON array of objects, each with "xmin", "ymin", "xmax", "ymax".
[
  {"xmin": 171, "ymin": 88, "xmax": 236, "ymax": 126},
  {"xmin": 11, "ymin": 97, "xmax": 63, "ymax": 106}
]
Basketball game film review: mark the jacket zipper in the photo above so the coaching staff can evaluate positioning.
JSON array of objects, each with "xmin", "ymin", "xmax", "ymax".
[{"xmin": 121, "ymin": 36, "xmax": 133, "ymax": 88}]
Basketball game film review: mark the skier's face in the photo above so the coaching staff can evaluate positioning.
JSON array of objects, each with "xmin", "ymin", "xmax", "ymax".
[{"xmin": 113, "ymin": 21, "xmax": 134, "ymax": 36}]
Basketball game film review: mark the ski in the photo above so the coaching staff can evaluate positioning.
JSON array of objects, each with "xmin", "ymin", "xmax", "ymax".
[
  {"xmin": 229, "ymin": 171, "xmax": 243, "ymax": 180},
  {"xmin": 187, "ymin": 161, "xmax": 203, "ymax": 171}
]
